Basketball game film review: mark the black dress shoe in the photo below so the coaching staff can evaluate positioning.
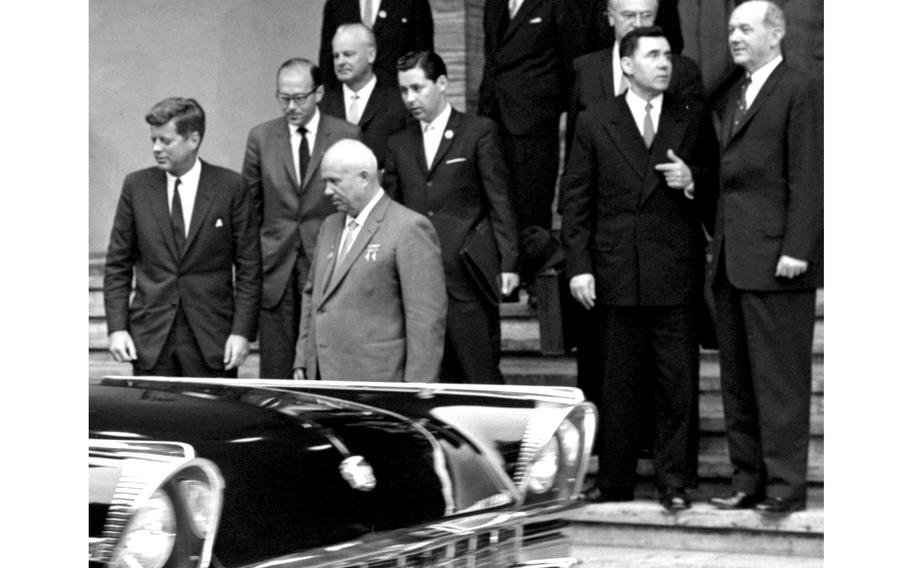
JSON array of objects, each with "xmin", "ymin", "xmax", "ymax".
[
  {"xmin": 754, "ymin": 497, "xmax": 806, "ymax": 515},
  {"xmin": 709, "ymin": 491, "xmax": 765, "ymax": 510},
  {"xmin": 658, "ymin": 488, "xmax": 691, "ymax": 512},
  {"xmin": 582, "ymin": 486, "xmax": 634, "ymax": 503}
]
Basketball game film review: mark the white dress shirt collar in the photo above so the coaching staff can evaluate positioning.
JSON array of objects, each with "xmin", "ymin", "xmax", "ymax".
[
  {"xmin": 342, "ymin": 74, "xmax": 377, "ymax": 116},
  {"xmin": 341, "ymin": 188, "xmax": 385, "ymax": 252},
  {"xmin": 166, "ymin": 157, "xmax": 201, "ymax": 234},
  {"xmin": 421, "ymin": 103, "xmax": 453, "ymax": 166},
  {"xmin": 612, "ymin": 43, "xmax": 627, "ymax": 96},
  {"xmin": 744, "ymin": 54, "xmax": 783, "ymax": 108},
  {"xmin": 625, "ymin": 89, "xmax": 663, "ymax": 137}
]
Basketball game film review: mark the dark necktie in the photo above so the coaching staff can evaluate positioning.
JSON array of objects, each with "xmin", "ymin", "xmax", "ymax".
[
  {"xmin": 729, "ymin": 76, "xmax": 751, "ymax": 140},
  {"xmin": 171, "ymin": 178, "xmax": 186, "ymax": 253},
  {"xmin": 298, "ymin": 126, "xmax": 310, "ymax": 186}
]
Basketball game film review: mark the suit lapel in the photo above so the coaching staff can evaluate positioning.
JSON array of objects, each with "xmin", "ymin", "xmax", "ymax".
[
  {"xmin": 727, "ymin": 65, "xmax": 785, "ymax": 145},
  {"xmin": 321, "ymin": 194, "xmax": 390, "ymax": 303},
  {"xmin": 405, "ymin": 121, "xmax": 429, "ymax": 176},
  {"xmin": 358, "ymin": 85, "xmax": 383, "ymax": 128},
  {"xmin": 598, "ymin": 50, "xmax": 616, "ymax": 98},
  {"xmin": 304, "ymin": 118, "xmax": 334, "ymax": 189},
  {"xmin": 319, "ymin": 215, "xmax": 345, "ymax": 296},
  {"xmin": 641, "ymin": 96, "xmax": 688, "ymax": 206},
  {"xmin": 183, "ymin": 161, "xmax": 216, "ymax": 254},
  {"xmin": 602, "ymin": 97, "xmax": 650, "ymax": 182},
  {"xmin": 271, "ymin": 121, "xmax": 298, "ymax": 190},
  {"xmin": 502, "ymin": 0, "xmax": 545, "ymax": 43},
  {"xmin": 148, "ymin": 171, "xmax": 181, "ymax": 261},
  {"xmin": 427, "ymin": 110, "xmax": 461, "ymax": 174}
]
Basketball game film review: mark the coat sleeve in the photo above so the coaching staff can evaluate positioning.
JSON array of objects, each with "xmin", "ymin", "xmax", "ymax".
[
  {"xmin": 398, "ymin": 214, "xmax": 447, "ymax": 382},
  {"xmin": 240, "ymin": 128, "xmax": 263, "ymax": 229},
  {"xmin": 475, "ymin": 119, "xmax": 520, "ymax": 272},
  {"xmin": 782, "ymin": 77, "xmax": 823, "ymax": 263},
  {"xmin": 689, "ymin": 103, "xmax": 719, "ymax": 236},
  {"xmin": 412, "ymin": 0, "xmax": 435, "ymax": 52},
  {"xmin": 293, "ymin": 228, "xmax": 322, "ymax": 373},
  {"xmin": 228, "ymin": 173, "xmax": 262, "ymax": 340},
  {"xmin": 558, "ymin": 111, "xmax": 598, "ymax": 278},
  {"xmin": 103, "ymin": 176, "xmax": 138, "ymax": 333},
  {"xmin": 382, "ymin": 141, "xmax": 403, "ymax": 202}
]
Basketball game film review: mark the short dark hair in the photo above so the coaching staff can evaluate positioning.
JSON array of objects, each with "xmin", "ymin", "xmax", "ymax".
[
  {"xmin": 145, "ymin": 97, "xmax": 205, "ymax": 141},
  {"xmin": 396, "ymin": 50, "xmax": 447, "ymax": 81},
  {"xmin": 277, "ymin": 57, "xmax": 322, "ymax": 88},
  {"xmin": 619, "ymin": 25, "xmax": 668, "ymax": 58}
]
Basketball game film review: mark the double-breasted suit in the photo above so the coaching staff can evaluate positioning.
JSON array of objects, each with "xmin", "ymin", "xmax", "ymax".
[
  {"xmin": 384, "ymin": 109, "xmax": 520, "ymax": 383},
  {"xmin": 709, "ymin": 61, "xmax": 822, "ymax": 505},
  {"xmin": 293, "ymin": 193, "xmax": 447, "ymax": 381},
  {"xmin": 319, "ymin": 82, "xmax": 409, "ymax": 169},
  {"xmin": 560, "ymin": 92, "xmax": 718, "ymax": 492},
  {"xmin": 104, "ymin": 161, "xmax": 261, "ymax": 373},
  {"xmin": 319, "ymin": 0, "xmax": 434, "ymax": 88}
]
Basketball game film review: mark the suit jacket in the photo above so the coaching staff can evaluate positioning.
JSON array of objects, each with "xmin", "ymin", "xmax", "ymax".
[
  {"xmin": 319, "ymin": 0, "xmax": 434, "ymax": 88},
  {"xmin": 566, "ymin": 48, "xmax": 705, "ymax": 158},
  {"xmin": 104, "ymin": 161, "xmax": 261, "ymax": 370},
  {"xmin": 241, "ymin": 114, "xmax": 360, "ymax": 309},
  {"xmin": 383, "ymin": 110, "xmax": 519, "ymax": 302},
  {"xmin": 560, "ymin": 93, "xmax": 718, "ymax": 306},
  {"xmin": 319, "ymin": 81, "xmax": 410, "ymax": 169},
  {"xmin": 709, "ymin": 62, "xmax": 823, "ymax": 291},
  {"xmin": 478, "ymin": 0, "xmax": 579, "ymax": 135},
  {"xmin": 293, "ymin": 193, "xmax": 447, "ymax": 381}
]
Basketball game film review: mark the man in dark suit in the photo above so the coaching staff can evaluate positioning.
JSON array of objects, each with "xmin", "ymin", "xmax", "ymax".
[
  {"xmin": 320, "ymin": 23, "xmax": 410, "ymax": 169},
  {"xmin": 384, "ymin": 51, "xmax": 520, "ymax": 384},
  {"xmin": 560, "ymin": 26, "xmax": 718, "ymax": 510},
  {"xmin": 293, "ymin": 139, "xmax": 447, "ymax": 382},
  {"xmin": 479, "ymin": 0, "xmax": 579, "ymax": 243},
  {"xmin": 319, "ymin": 0, "xmax": 434, "ymax": 89},
  {"xmin": 242, "ymin": 59, "xmax": 360, "ymax": 379},
  {"xmin": 708, "ymin": 1, "xmax": 822, "ymax": 515},
  {"xmin": 566, "ymin": 0, "xmax": 705, "ymax": 156},
  {"xmin": 104, "ymin": 97, "xmax": 261, "ymax": 377}
]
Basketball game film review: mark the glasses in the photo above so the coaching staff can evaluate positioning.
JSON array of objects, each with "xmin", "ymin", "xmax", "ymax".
[{"xmin": 275, "ymin": 87, "xmax": 319, "ymax": 107}]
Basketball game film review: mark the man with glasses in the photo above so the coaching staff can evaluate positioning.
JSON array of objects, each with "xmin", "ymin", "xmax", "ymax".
[{"xmin": 242, "ymin": 58, "xmax": 360, "ymax": 379}]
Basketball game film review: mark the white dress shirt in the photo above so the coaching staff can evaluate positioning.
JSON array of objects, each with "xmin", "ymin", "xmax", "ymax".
[
  {"xmin": 342, "ymin": 74, "xmax": 377, "ymax": 124},
  {"xmin": 167, "ymin": 157, "xmax": 201, "ymax": 235},
  {"xmin": 361, "ymin": 0, "xmax": 380, "ymax": 26},
  {"xmin": 744, "ymin": 55, "xmax": 783, "ymax": 108},
  {"xmin": 289, "ymin": 109, "xmax": 321, "ymax": 185},
  {"xmin": 340, "ymin": 188, "xmax": 385, "ymax": 255},
  {"xmin": 420, "ymin": 103, "xmax": 452, "ymax": 167},
  {"xmin": 625, "ymin": 89, "xmax": 663, "ymax": 138}
]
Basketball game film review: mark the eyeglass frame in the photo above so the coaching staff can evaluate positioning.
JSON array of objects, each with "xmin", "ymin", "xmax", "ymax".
[{"xmin": 275, "ymin": 87, "xmax": 320, "ymax": 107}]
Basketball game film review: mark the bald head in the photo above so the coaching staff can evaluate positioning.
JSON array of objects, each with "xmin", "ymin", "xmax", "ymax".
[
  {"xmin": 608, "ymin": 0, "xmax": 658, "ymax": 43},
  {"xmin": 321, "ymin": 139, "xmax": 380, "ymax": 217},
  {"xmin": 333, "ymin": 23, "xmax": 376, "ymax": 90}
]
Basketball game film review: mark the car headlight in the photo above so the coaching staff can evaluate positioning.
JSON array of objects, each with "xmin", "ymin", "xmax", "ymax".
[
  {"xmin": 111, "ymin": 488, "xmax": 176, "ymax": 568},
  {"xmin": 526, "ymin": 437, "xmax": 559, "ymax": 493},
  {"xmin": 557, "ymin": 419, "xmax": 580, "ymax": 469},
  {"xmin": 179, "ymin": 479, "xmax": 216, "ymax": 538}
]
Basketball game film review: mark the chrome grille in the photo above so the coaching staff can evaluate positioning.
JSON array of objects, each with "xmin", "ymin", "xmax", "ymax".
[{"xmin": 356, "ymin": 526, "xmax": 520, "ymax": 568}]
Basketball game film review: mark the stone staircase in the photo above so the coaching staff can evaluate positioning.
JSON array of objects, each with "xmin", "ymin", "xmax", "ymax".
[{"xmin": 88, "ymin": 256, "xmax": 824, "ymax": 566}]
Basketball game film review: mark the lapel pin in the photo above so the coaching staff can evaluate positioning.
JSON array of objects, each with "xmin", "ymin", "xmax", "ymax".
[
  {"xmin": 444, "ymin": 129, "xmax": 454, "ymax": 140},
  {"xmin": 365, "ymin": 244, "xmax": 381, "ymax": 261},
  {"xmin": 378, "ymin": 10, "xmax": 387, "ymax": 18},
  {"xmin": 215, "ymin": 218, "xmax": 224, "ymax": 227}
]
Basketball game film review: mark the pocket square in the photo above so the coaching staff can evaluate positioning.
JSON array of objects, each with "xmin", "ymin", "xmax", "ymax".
[
  {"xmin": 215, "ymin": 218, "xmax": 224, "ymax": 228},
  {"xmin": 529, "ymin": 17, "xmax": 542, "ymax": 24},
  {"xmin": 445, "ymin": 157, "xmax": 467, "ymax": 164}
]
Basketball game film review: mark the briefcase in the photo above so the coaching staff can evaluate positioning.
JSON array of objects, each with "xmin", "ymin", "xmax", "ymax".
[{"xmin": 459, "ymin": 218, "xmax": 501, "ymax": 306}]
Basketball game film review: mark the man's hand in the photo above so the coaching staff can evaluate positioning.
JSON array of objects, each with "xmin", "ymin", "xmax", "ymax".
[
  {"xmin": 499, "ymin": 272, "xmax": 520, "ymax": 296},
  {"xmin": 292, "ymin": 367, "xmax": 307, "ymax": 380},
  {"xmin": 108, "ymin": 330, "xmax": 137, "ymax": 363},
  {"xmin": 775, "ymin": 255, "xmax": 809, "ymax": 279},
  {"xmin": 654, "ymin": 149, "xmax": 693, "ymax": 191},
  {"xmin": 223, "ymin": 334, "xmax": 250, "ymax": 370},
  {"xmin": 569, "ymin": 273, "xmax": 596, "ymax": 310}
]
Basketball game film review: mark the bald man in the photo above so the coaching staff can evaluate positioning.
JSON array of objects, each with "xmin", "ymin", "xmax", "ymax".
[{"xmin": 293, "ymin": 139, "xmax": 447, "ymax": 382}]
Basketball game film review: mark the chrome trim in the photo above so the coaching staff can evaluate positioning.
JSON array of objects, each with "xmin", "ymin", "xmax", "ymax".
[
  {"xmin": 512, "ymin": 559, "xmax": 579, "ymax": 568},
  {"xmin": 90, "ymin": 439, "xmax": 195, "ymax": 460}
]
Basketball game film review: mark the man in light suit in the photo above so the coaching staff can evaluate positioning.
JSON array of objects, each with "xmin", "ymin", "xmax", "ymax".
[
  {"xmin": 320, "ymin": 23, "xmax": 410, "ymax": 169},
  {"xmin": 242, "ymin": 58, "xmax": 360, "ymax": 379},
  {"xmin": 105, "ymin": 97, "xmax": 261, "ymax": 377},
  {"xmin": 560, "ymin": 26, "xmax": 718, "ymax": 510},
  {"xmin": 708, "ymin": 1, "xmax": 822, "ymax": 515},
  {"xmin": 293, "ymin": 139, "xmax": 446, "ymax": 381},
  {"xmin": 319, "ymin": 0, "xmax": 434, "ymax": 89},
  {"xmin": 384, "ymin": 51, "xmax": 520, "ymax": 384},
  {"xmin": 566, "ymin": 0, "xmax": 705, "ymax": 157},
  {"xmin": 479, "ymin": 0, "xmax": 580, "ymax": 245}
]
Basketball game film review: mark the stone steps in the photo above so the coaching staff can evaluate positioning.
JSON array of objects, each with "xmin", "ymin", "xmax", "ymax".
[{"xmin": 566, "ymin": 545, "xmax": 824, "ymax": 568}]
